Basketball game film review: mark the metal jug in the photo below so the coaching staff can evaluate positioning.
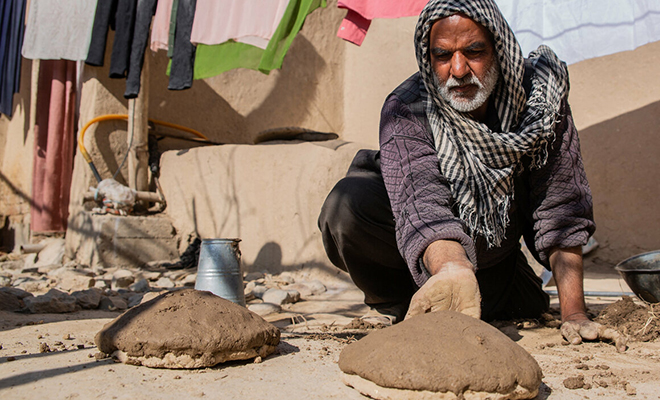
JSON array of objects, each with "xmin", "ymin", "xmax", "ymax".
[{"xmin": 195, "ymin": 238, "xmax": 246, "ymax": 306}]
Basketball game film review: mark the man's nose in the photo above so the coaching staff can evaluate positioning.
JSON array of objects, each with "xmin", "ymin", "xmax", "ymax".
[{"xmin": 450, "ymin": 52, "xmax": 470, "ymax": 79}]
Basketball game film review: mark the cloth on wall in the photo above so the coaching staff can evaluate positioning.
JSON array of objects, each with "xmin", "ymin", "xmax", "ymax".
[
  {"xmin": 191, "ymin": 0, "xmax": 326, "ymax": 80},
  {"xmin": 31, "ymin": 60, "xmax": 77, "ymax": 233},
  {"xmin": 0, "ymin": 0, "xmax": 26, "ymax": 117},
  {"xmin": 190, "ymin": 0, "xmax": 289, "ymax": 50},
  {"xmin": 336, "ymin": 0, "xmax": 427, "ymax": 46},
  {"xmin": 22, "ymin": 0, "xmax": 97, "ymax": 61}
]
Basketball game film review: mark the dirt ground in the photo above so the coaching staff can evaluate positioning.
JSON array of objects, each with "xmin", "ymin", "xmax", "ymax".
[{"xmin": 1, "ymin": 257, "xmax": 659, "ymax": 400}]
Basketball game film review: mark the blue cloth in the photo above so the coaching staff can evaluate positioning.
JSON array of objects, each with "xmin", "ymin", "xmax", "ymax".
[{"xmin": 0, "ymin": 0, "xmax": 25, "ymax": 117}]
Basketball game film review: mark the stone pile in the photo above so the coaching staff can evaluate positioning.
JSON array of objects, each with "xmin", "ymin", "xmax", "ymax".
[{"xmin": 0, "ymin": 238, "xmax": 327, "ymax": 316}]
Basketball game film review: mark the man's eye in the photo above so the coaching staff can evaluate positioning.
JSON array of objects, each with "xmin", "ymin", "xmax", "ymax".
[{"xmin": 433, "ymin": 52, "xmax": 451, "ymax": 61}]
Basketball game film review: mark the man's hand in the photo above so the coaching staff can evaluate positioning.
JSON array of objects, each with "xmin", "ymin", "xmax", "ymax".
[
  {"xmin": 550, "ymin": 246, "xmax": 627, "ymax": 352},
  {"xmin": 405, "ymin": 262, "xmax": 481, "ymax": 319},
  {"xmin": 561, "ymin": 313, "xmax": 627, "ymax": 353},
  {"xmin": 405, "ymin": 240, "xmax": 481, "ymax": 320}
]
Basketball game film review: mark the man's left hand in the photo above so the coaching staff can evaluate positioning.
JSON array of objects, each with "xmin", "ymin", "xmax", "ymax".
[{"xmin": 561, "ymin": 316, "xmax": 627, "ymax": 353}]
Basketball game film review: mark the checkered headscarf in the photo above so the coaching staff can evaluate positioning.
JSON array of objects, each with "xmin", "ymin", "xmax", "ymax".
[{"xmin": 415, "ymin": 0, "xmax": 569, "ymax": 247}]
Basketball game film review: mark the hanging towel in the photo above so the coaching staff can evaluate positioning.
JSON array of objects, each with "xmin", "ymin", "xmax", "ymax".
[
  {"xmin": 191, "ymin": 0, "xmax": 326, "ymax": 80},
  {"xmin": 22, "ymin": 0, "xmax": 97, "ymax": 60},
  {"xmin": 337, "ymin": 0, "xmax": 427, "ymax": 46},
  {"xmin": 169, "ymin": 0, "xmax": 197, "ymax": 90},
  {"xmin": 0, "ymin": 0, "xmax": 26, "ymax": 117},
  {"xmin": 31, "ymin": 60, "xmax": 77, "ymax": 233},
  {"xmin": 151, "ymin": 0, "xmax": 174, "ymax": 52},
  {"xmin": 190, "ymin": 0, "xmax": 289, "ymax": 50}
]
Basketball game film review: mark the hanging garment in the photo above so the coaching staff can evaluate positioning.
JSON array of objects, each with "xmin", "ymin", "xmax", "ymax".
[
  {"xmin": 85, "ymin": 0, "xmax": 137, "ymax": 79},
  {"xmin": 190, "ymin": 0, "xmax": 326, "ymax": 80},
  {"xmin": 0, "ymin": 0, "xmax": 26, "ymax": 117},
  {"xmin": 22, "ymin": 0, "xmax": 97, "ymax": 60},
  {"xmin": 31, "ymin": 60, "xmax": 77, "ymax": 233},
  {"xmin": 336, "ymin": 0, "xmax": 427, "ymax": 46},
  {"xmin": 190, "ymin": 0, "xmax": 289, "ymax": 50},
  {"xmin": 151, "ymin": 0, "xmax": 174, "ymax": 52},
  {"xmin": 169, "ymin": 0, "xmax": 197, "ymax": 90},
  {"xmin": 494, "ymin": 0, "xmax": 660, "ymax": 65},
  {"xmin": 124, "ymin": 0, "xmax": 158, "ymax": 98}
]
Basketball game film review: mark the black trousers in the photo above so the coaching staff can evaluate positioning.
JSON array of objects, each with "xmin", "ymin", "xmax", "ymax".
[{"xmin": 318, "ymin": 150, "xmax": 549, "ymax": 321}]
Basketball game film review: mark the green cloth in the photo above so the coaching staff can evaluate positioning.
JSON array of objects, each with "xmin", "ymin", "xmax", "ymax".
[
  {"xmin": 167, "ymin": 0, "xmax": 326, "ymax": 79},
  {"xmin": 167, "ymin": 0, "xmax": 179, "ymax": 58}
]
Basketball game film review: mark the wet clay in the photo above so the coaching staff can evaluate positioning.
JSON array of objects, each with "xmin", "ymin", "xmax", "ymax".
[
  {"xmin": 596, "ymin": 296, "xmax": 660, "ymax": 342},
  {"xmin": 95, "ymin": 289, "xmax": 280, "ymax": 368},
  {"xmin": 339, "ymin": 310, "xmax": 542, "ymax": 400}
]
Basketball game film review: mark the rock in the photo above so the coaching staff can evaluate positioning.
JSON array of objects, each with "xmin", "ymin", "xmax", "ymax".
[
  {"xmin": 247, "ymin": 303, "xmax": 282, "ymax": 317},
  {"xmin": 94, "ymin": 280, "xmax": 109, "ymax": 289},
  {"xmin": 36, "ymin": 264, "xmax": 63, "ymax": 274},
  {"xmin": 244, "ymin": 272, "xmax": 265, "ymax": 281},
  {"xmin": 0, "ymin": 274, "xmax": 12, "ymax": 287},
  {"xmin": 285, "ymin": 290, "xmax": 301, "ymax": 303},
  {"xmin": 182, "ymin": 274, "xmax": 196, "ymax": 286},
  {"xmin": 285, "ymin": 283, "xmax": 312, "ymax": 297},
  {"xmin": 262, "ymin": 288, "xmax": 299, "ymax": 305},
  {"xmin": 262, "ymin": 289, "xmax": 289, "ymax": 305},
  {"xmin": 0, "ymin": 290, "xmax": 25, "ymax": 311},
  {"xmin": 71, "ymin": 288, "xmax": 103, "ymax": 309},
  {"xmin": 252, "ymin": 284, "xmax": 268, "ymax": 299},
  {"xmin": 99, "ymin": 296, "xmax": 128, "ymax": 311},
  {"xmin": 127, "ymin": 294, "xmax": 144, "ymax": 308},
  {"xmin": 0, "ymin": 260, "xmax": 24, "ymax": 270},
  {"xmin": 139, "ymin": 292, "xmax": 160, "ymax": 305},
  {"xmin": 16, "ymin": 277, "xmax": 51, "ymax": 293},
  {"xmin": 24, "ymin": 289, "xmax": 77, "ymax": 313},
  {"xmin": 273, "ymin": 272, "xmax": 295, "ymax": 285},
  {"xmin": 305, "ymin": 280, "xmax": 327, "ymax": 295},
  {"xmin": 140, "ymin": 271, "xmax": 162, "ymax": 281},
  {"xmin": 0, "ymin": 287, "xmax": 33, "ymax": 299},
  {"xmin": 129, "ymin": 279, "xmax": 150, "ymax": 293},
  {"xmin": 33, "ymin": 238, "xmax": 66, "ymax": 268},
  {"xmin": 154, "ymin": 277, "xmax": 175, "ymax": 289},
  {"xmin": 563, "ymin": 375, "xmax": 586, "ymax": 390},
  {"xmin": 20, "ymin": 266, "xmax": 39, "ymax": 274},
  {"xmin": 112, "ymin": 269, "xmax": 135, "ymax": 289},
  {"xmin": 55, "ymin": 270, "xmax": 95, "ymax": 292},
  {"xmin": 95, "ymin": 289, "xmax": 280, "ymax": 369}
]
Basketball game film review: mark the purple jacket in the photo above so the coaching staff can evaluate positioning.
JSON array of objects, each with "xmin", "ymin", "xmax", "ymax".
[{"xmin": 379, "ymin": 73, "xmax": 595, "ymax": 287}]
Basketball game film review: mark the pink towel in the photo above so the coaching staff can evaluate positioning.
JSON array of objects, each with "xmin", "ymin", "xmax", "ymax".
[
  {"xmin": 190, "ymin": 0, "xmax": 288, "ymax": 48},
  {"xmin": 337, "ymin": 0, "xmax": 428, "ymax": 45},
  {"xmin": 151, "ymin": 0, "xmax": 174, "ymax": 52}
]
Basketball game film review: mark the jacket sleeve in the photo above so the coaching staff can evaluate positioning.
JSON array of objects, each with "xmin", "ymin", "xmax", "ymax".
[
  {"xmin": 379, "ymin": 94, "xmax": 477, "ymax": 287},
  {"xmin": 527, "ymin": 100, "xmax": 596, "ymax": 262}
]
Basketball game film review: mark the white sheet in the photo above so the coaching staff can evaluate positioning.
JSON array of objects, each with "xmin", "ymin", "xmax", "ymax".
[{"xmin": 495, "ymin": 0, "xmax": 660, "ymax": 64}]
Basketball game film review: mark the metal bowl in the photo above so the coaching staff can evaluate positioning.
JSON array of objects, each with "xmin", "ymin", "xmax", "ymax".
[{"xmin": 614, "ymin": 250, "xmax": 660, "ymax": 303}]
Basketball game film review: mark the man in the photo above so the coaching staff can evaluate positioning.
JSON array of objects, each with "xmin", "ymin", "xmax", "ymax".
[{"xmin": 319, "ymin": 0, "xmax": 625, "ymax": 351}]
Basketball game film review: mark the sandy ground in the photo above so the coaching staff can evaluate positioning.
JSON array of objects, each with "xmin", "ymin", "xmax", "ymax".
[{"xmin": 1, "ymin": 257, "xmax": 659, "ymax": 400}]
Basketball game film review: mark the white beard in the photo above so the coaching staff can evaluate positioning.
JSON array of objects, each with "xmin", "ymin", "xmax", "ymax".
[{"xmin": 435, "ymin": 61, "xmax": 500, "ymax": 113}]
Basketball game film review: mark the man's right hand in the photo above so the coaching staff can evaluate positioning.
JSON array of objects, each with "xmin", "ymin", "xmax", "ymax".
[
  {"xmin": 405, "ymin": 262, "xmax": 481, "ymax": 319},
  {"xmin": 405, "ymin": 240, "xmax": 481, "ymax": 320}
]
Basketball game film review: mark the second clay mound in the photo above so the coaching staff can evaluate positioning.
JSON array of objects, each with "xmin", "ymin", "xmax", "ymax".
[
  {"xmin": 95, "ymin": 289, "xmax": 280, "ymax": 369},
  {"xmin": 339, "ymin": 310, "xmax": 542, "ymax": 400}
]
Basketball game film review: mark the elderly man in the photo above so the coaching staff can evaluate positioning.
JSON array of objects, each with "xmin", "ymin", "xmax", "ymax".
[{"xmin": 319, "ymin": 0, "xmax": 625, "ymax": 350}]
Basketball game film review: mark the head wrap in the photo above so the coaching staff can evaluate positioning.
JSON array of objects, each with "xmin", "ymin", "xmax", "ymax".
[{"xmin": 415, "ymin": 0, "xmax": 569, "ymax": 247}]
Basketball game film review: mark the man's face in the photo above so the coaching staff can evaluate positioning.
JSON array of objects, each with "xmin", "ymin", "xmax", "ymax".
[{"xmin": 429, "ymin": 14, "xmax": 499, "ymax": 116}]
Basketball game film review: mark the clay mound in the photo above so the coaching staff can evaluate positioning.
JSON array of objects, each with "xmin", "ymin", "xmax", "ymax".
[
  {"xmin": 338, "ymin": 310, "xmax": 542, "ymax": 400},
  {"xmin": 596, "ymin": 296, "xmax": 660, "ymax": 342},
  {"xmin": 95, "ymin": 289, "xmax": 280, "ymax": 369}
]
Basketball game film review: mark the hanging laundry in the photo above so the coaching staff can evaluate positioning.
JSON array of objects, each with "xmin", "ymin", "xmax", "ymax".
[
  {"xmin": 336, "ymin": 0, "xmax": 427, "ymax": 46},
  {"xmin": 190, "ymin": 0, "xmax": 326, "ymax": 80},
  {"xmin": 124, "ymin": 0, "xmax": 158, "ymax": 98},
  {"xmin": 169, "ymin": 0, "xmax": 197, "ymax": 90},
  {"xmin": 0, "ymin": 0, "xmax": 26, "ymax": 117},
  {"xmin": 22, "ymin": 0, "xmax": 97, "ymax": 60},
  {"xmin": 85, "ymin": 0, "xmax": 137, "ymax": 79},
  {"xmin": 190, "ymin": 0, "xmax": 289, "ymax": 50},
  {"xmin": 31, "ymin": 60, "xmax": 77, "ymax": 233},
  {"xmin": 151, "ymin": 0, "xmax": 174, "ymax": 52}
]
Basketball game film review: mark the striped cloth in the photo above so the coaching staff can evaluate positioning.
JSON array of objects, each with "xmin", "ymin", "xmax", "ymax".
[{"xmin": 414, "ymin": 0, "xmax": 569, "ymax": 248}]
